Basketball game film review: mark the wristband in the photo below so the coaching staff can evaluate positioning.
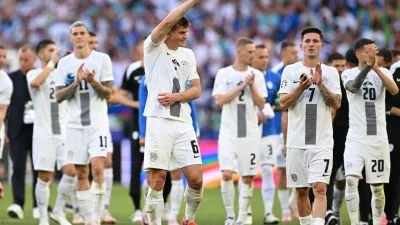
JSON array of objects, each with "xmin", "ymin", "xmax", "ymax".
[{"xmin": 47, "ymin": 61, "xmax": 55, "ymax": 70}]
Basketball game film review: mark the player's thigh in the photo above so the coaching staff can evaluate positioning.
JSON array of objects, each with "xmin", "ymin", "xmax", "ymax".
[
  {"xmin": 236, "ymin": 138, "xmax": 260, "ymax": 176},
  {"xmin": 32, "ymin": 138, "xmax": 57, "ymax": 172},
  {"xmin": 88, "ymin": 127, "xmax": 110, "ymax": 161},
  {"xmin": 144, "ymin": 117, "xmax": 173, "ymax": 171},
  {"xmin": 260, "ymin": 135, "xmax": 277, "ymax": 166},
  {"xmin": 65, "ymin": 128, "xmax": 89, "ymax": 165},
  {"xmin": 218, "ymin": 136, "xmax": 238, "ymax": 173},
  {"xmin": 306, "ymin": 148, "xmax": 333, "ymax": 184},
  {"xmin": 364, "ymin": 139, "xmax": 390, "ymax": 184},
  {"xmin": 172, "ymin": 122, "xmax": 202, "ymax": 169},
  {"xmin": 286, "ymin": 148, "xmax": 308, "ymax": 188},
  {"xmin": 343, "ymin": 139, "xmax": 365, "ymax": 178}
]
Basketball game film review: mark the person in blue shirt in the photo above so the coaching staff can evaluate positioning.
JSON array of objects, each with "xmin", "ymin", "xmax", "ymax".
[
  {"xmin": 250, "ymin": 44, "xmax": 282, "ymax": 224},
  {"xmin": 138, "ymin": 75, "xmax": 199, "ymax": 225}
]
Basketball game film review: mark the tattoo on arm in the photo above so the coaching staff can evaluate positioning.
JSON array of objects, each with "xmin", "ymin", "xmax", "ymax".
[
  {"xmin": 91, "ymin": 81, "xmax": 112, "ymax": 99},
  {"xmin": 56, "ymin": 84, "xmax": 78, "ymax": 103},
  {"xmin": 351, "ymin": 65, "xmax": 371, "ymax": 91},
  {"xmin": 318, "ymin": 83, "xmax": 342, "ymax": 109}
]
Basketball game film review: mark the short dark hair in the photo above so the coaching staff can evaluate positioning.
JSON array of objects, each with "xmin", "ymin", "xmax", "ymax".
[
  {"xmin": 354, "ymin": 38, "xmax": 374, "ymax": 52},
  {"xmin": 35, "ymin": 40, "xmax": 55, "ymax": 54},
  {"xmin": 89, "ymin": 31, "xmax": 96, "ymax": 37},
  {"xmin": 391, "ymin": 49, "xmax": 400, "ymax": 58},
  {"xmin": 280, "ymin": 41, "xmax": 295, "ymax": 53},
  {"xmin": 255, "ymin": 44, "xmax": 267, "ymax": 49},
  {"xmin": 377, "ymin": 48, "xmax": 393, "ymax": 64},
  {"xmin": 327, "ymin": 52, "xmax": 345, "ymax": 64},
  {"xmin": 170, "ymin": 17, "xmax": 190, "ymax": 32},
  {"xmin": 345, "ymin": 49, "xmax": 359, "ymax": 65},
  {"xmin": 301, "ymin": 27, "xmax": 323, "ymax": 41}
]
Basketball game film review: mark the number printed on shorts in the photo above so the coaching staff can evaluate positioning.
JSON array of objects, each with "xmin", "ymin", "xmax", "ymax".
[
  {"xmin": 371, "ymin": 159, "xmax": 384, "ymax": 172},
  {"xmin": 191, "ymin": 140, "xmax": 199, "ymax": 155},
  {"xmin": 323, "ymin": 159, "xmax": 330, "ymax": 173},
  {"xmin": 250, "ymin": 153, "xmax": 256, "ymax": 165},
  {"xmin": 99, "ymin": 136, "xmax": 108, "ymax": 148},
  {"xmin": 267, "ymin": 144, "xmax": 273, "ymax": 155}
]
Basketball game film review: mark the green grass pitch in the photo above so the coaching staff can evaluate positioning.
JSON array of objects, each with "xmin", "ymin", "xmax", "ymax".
[{"xmin": 0, "ymin": 183, "xmax": 352, "ymax": 225}]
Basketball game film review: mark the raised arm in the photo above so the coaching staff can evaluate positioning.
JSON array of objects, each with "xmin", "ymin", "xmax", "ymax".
[
  {"xmin": 56, "ymin": 63, "xmax": 85, "ymax": 103},
  {"xmin": 280, "ymin": 78, "xmax": 312, "ymax": 110},
  {"xmin": 30, "ymin": 50, "xmax": 61, "ymax": 88},
  {"xmin": 312, "ymin": 64, "xmax": 341, "ymax": 110},
  {"xmin": 151, "ymin": 0, "xmax": 198, "ymax": 44},
  {"xmin": 372, "ymin": 63, "xmax": 399, "ymax": 95},
  {"xmin": 215, "ymin": 81, "xmax": 247, "ymax": 108}
]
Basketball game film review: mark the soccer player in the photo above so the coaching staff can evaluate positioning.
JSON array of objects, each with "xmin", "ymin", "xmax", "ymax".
[
  {"xmin": 279, "ymin": 27, "xmax": 342, "ymax": 225},
  {"xmin": 142, "ymin": 1, "xmax": 203, "ymax": 224},
  {"xmin": 139, "ymin": 75, "xmax": 200, "ymax": 225},
  {"xmin": 385, "ymin": 51, "xmax": 400, "ymax": 225},
  {"xmin": 325, "ymin": 52, "xmax": 347, "ymax": 225},
  {"xmin": 0, "ymin": 46, "xmax": 13, "ymax": 199},
  {"xmin": 342, "ymin": 38, "xmax": 399, "ymax": 225},
  {"xmin": 213, "ymin": 37, "xmax": 267, "ymax": 225},
  {"xmin": 251, "ymin": 44, "xmax": 281, "ymax": 224},
  {"xmin": 376, "ymin": 48, "xmax": 393, "ymax": 69},
  {"xmin": 55, "ymin": 21, "xmax": 114, "ymax": 225},
  {"xmin": 274, "ymin": 41, "xmax": 300, "ymax": 222},
  {"xmin": 27, "ymin": 40, "xmax": 76, "ymax": 225},
  {"xmin": 87, "ymin": 31, "xmax": 116, "ymax": 224}
]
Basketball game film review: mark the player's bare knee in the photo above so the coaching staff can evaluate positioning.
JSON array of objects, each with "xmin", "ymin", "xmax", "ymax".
[
  {"xmin": 222, "ymin": 170, "xmax": 233, "ymax": 181},
  {"xmin": 75, "ymin": 165, "xmax": 89, "ymax": 180},
  {"xmin": 241, "ymin": 176, "xmax": 253, "ymax": 184},
  {"xmin": 312, "ymin": 182, "xmax": 327, "ymax": 197},
  {"xmin": 170, "ymin": 169, "xmax": 182, "ymax": 180},
  {"xmin": 148, "ymin": 169, "xmax": 167, "ymax": 191},
  {"xmin": 187, "ymin": 178, "xmax": 203, "ymax": 190},
  {"xmin": 38, "ymin": 171, "xmax": 53, "ymax": 182},
  {"xmin": 296, "ymin": 187, "xmax": 309, "ymax": 199},
  {"xmin": 62, "ymin": 164, "xmax": 77, "ymax": 177},
  {"xmin": 335, "ymin": 180, "xmax": 346, "ymax": 190},
  {"xmin": 277, "ymin": 168, "xmax": 286, "ymax": 177}
]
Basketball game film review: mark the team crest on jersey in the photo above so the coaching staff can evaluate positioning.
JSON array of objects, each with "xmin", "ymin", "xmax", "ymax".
[
  {"xmin": 373, "ymin": 77, "xmax": 381, "ymax": 86},
  {"xmin": 181, "ymin": 60, "xmax": 188, "ymax": 69},
  {"xmin": 280, "ymin": 80, "xmax": 287, "ymax": 89},
  {"xmin": 291, "ymin": 173, "xmax": 297, "ymax": 182}
]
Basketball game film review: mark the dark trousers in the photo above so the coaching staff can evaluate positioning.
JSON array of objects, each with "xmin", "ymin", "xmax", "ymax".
[
  {"xmin": 129, "ymin": 136, "xmax": 144, "ymax": 210},
  {"xmin": 384, "ymin": 136, "xmax": 400, "ymax": 220},
  {"xmin": 9, "ymin": 136, "xmax": 37, "ymax": 208}
]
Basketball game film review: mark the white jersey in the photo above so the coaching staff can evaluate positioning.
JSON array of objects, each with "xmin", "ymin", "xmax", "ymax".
[
  {"xmin": 0, "ymin": 70, "xmax": 13, "ymax": 136},
  {"xmin": 55, "ymin": 50, "xmax": 113, "ymax": 129},
  {"xmin": 279, "ymin": 62, "xmax": 341, "ymax": 149},
  {"xmin": 212, "ymin": 65, "xmax": 267, "ymax": 138},
  {"xmin": 342, "ymin": 67, "xmax": 392, "ymax": 139},
  {"xmin": 143, "ymin": 35, "xmax": 199, "ymax": 124},
  {"xmin": 27, "ymin": 68, "xmax": 67, "ymax": 138}
]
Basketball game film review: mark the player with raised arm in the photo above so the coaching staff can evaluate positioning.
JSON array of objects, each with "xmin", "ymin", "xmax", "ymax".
[
  {"xmin": 142, "ymin": 1, "xmax": 203, "ymax": 225},
  {"xmin": 251, "ymin": 43, "xmax": 281, "ymax": 224},
  {"xmin": 55, "ymin": 21, "xmax": 113, "ymax": 225},
  {"xmin": 342, "ymin": 39, "xmax": 399, "ymax": 225},
  {"xmin": 0, "ymin": 46, "xmax": 13, "ymax": 199},
  {"xmin": 87, "ymin": 31, "xmax": 117, "ymax": 224},
  {"xmin": 279, "ymin": 27, "xmax": 342, "ymax": 225},
  {"xmin": 213, "ymin": 37, "xmax": 267, "ymax": 225},
  {"xmin": 27, "ymin": 40, "xmax": 76, "ymax": 225}
]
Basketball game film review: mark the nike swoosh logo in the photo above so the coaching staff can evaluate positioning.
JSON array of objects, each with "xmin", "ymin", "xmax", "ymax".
[
  {"xmin": 322, "ymin": 174, "xmax": 330, "ymax": 177},
  {"xmin": 194, "ymin": 155, "xmax": 200, "ymax": 158},
  {"xmin": 377, "ymin": 174, "xmax": 383, "ymax": 177},
  {"xmin": 167, "ymin": 52, "xmax": 170, "ymax": 55},
  {"xmin": 346, "ymin": 198, "xmax": 354, "ymax": 202},
  {"xmin": 293, "ymin": 80, "xmax": 300, "ymax": 83}
]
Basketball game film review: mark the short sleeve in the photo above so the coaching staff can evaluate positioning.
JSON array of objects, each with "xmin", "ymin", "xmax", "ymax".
[
  {"xmin": 187, "ymin": 51, "xmax": 199, "ymax": 81},
  {"xmin": 55, "ymin": 61, "xmax": 67, "ymax": 87},
  {"xmin": 326, "ymin": 68, "xmax": 342, "ymax": 95},
  {"xmin": 279, "ymin": 66, "xmax": 294, "ymax": 94},
  {"xmin": 0, "ymin": 76, "xmax": 13, "ymax": 105},
  {"xmin": 100, "ymin": 54, "xmax": 114, "ymax": 82},
  {"xmin": 254, "ymin": 70, "xmax": 267, "ymax": 97},
  {"xmin": 26, "ymin": 69, "xmax": 38, "ymax": 88},
  {"xmin": 212, "ymin": 69, "xmax": 227, "ymax": 96},
  {"xmin": 144, "ymin": 35, "xmax": 163, "ymax": 55},
  {"xmin": 341, "ymin": 69, "xmax": 354, "ymax": 85}
]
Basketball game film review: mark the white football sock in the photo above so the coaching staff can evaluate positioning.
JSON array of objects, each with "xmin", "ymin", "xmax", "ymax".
[
  {"xmin": 76, "ymin": 190, "xmax": 93, "ymax": 224},
  {"xmin": 299, "ymin": 214, "xmax": 313, "ymax": 225},
  {"xmin": 104, "ymin": 168, "xmax": 113, "ymax": 208},
  {"xmin": 53, "ymin": 175, "xmax": 75, "ymax": 214},
  {"xmin": 278, "ymin": 189, "xmax": 290, "ymax": 215},
  {"xmin": 312, "ymin": 217, "xmax": 325, "ymax": 225},
  {"xmin": 289, "ymin": 187, "xmax": 297, "ymax": 203},
  {"xmin": 345, "ymin": 176, "xmax": 360, "ymax": 225},
  {"xmin": 36, "ymin": 178, "xmax": 50, "ymax": 223},
  {"xmin": 169, "ymin": 179, "xmax": 183, "ymax": 221},
  {"xmin": 261, "ymin": 165, "xmax": 274, "ymax": 215},
  {"xmin": 370, "ymin": 185, "xmax": 385, "ymax": 225},
  {"xmin": 332, "ymin": 185, "xmax": 345, "ymax": 216},
  {"xmin": 91, "ymin": 182, "xmax": 106, "ymax": 223},
  {"xmin": 184, "ymin": 186, "xmax": 203, "ymax": 222},
  {"xmin": 146, "ymin": 187, "xmax": 164, "ymax": 225},
  {"xmin": 221, "ymin": 180, "xmax": 235, "ymax": 218},
  {"xmin": 71, "ymin": 177, "xmax": 79, "ymax": 214},
  {"xmin": 236, "ymin": 181, "xmax": 253, "ymax": 223}
]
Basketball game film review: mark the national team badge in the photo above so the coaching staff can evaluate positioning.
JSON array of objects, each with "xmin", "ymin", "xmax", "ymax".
[
  {"xmin": 373, "ymin": 77, "xmax": 381, "ymax": 86},
  {"xmin": 291, "ymin": 173, "xmax": 297, "ymax": 182},
  {"xmin": 150, "ymin": 152, "xmax": 158, "ymax": 162}
]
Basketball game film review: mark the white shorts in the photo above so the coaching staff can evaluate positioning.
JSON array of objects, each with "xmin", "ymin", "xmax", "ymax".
[
  {"xmin": 218, "ymin": 136, "xmax": 260, "ymax": 176},
  {"xmin": 0, "ymin": 124, "xmax": 5, "ymax": 159},
  {"xmin": 276, "ymin": 133, "xmax": 286, "ymax": 168},
  {"xmin": 107, "ymin": 131, "xmax": 113, "ymax": 153},
  {"xmin": 65, "ymin": 127, "xmax": 109, "ymax": 165},
  {"xmin": 260, "ymin": 135, "xmax": 278, "ymax": 166},
  {"xmin": 286, "ymin": 148, "xmax": 333, "ymax": 187},
  {"xmin": 344, "ymin": 138, "xmax": 390, "ymax": 184},
  {"xmin": 33, "ymin": 137, "xmax": 66, "ymax": 171},
  {"xmin": 335, "ymin": 164, "xmax": 345, "ymax": 181},
  {"xmin": 144, "ymin": 117, "xmax": 202, "ymax": 171}
]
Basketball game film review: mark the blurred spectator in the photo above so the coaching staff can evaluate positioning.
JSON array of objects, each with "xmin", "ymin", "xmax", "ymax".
[{"xmin": 0, "ymin": 0, "xmax": 399, "ymax": 138}]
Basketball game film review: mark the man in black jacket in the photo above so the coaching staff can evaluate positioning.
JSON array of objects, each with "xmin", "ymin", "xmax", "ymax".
[{"xmin": 6, "ymin": 45, "xmax": 39, "ymax": 219}]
